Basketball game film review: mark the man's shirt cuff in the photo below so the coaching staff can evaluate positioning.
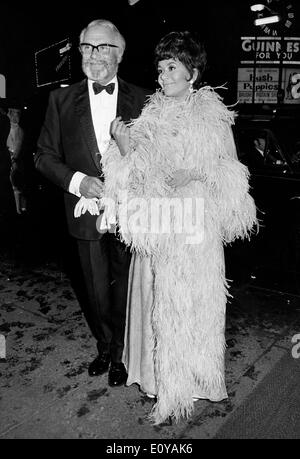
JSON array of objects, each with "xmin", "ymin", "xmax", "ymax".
[{"xmin": 68, "ymin": 172, "xmax": 87, "ymax": 197}]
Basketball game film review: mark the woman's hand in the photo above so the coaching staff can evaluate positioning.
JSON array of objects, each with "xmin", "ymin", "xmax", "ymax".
[
  {"xmin": 110, "ymin": 116, "xmax": 130, "ymax": 157},
  {"xmin": 167, "ymin": 169, "xmax": 192, "ymax": 189}
]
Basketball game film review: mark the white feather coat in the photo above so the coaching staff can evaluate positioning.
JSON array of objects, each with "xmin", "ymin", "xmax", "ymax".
[{"xmin": 100, "ymin": 87, "xmax": 257, "ymax": 424}]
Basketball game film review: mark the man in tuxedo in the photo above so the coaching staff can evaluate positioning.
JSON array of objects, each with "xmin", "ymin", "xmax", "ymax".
[
  {"xmin": 35, "ymin": 19, "xmax": 149, "ymax": 386},
  {"xmin": 245, "ymin": 135, "xmax": 266, "ymax": 171}
]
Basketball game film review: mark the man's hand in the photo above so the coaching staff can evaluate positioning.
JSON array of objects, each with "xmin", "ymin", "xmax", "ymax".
[
  {"xmin": 110, "ymin": 116, "xmax": 130, "ymax": 157},
  {"xmin": 79, "ymin": 176, "xmax": 104, "ymax": 199}
]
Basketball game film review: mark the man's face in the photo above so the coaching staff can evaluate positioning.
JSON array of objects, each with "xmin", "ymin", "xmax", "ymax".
[
  {"xmin": 81, "ymin": 25, "xmax": 123, "ymax": 84},
  {"xmin": 8, "ymin": 109, "xmax": 21, "ymax": 124},
  {"xmin": 254, "ymin": 137, "xmax": 266, "ymax": 152}
]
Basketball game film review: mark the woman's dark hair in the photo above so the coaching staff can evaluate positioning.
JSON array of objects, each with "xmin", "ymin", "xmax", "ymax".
[{"xmin": 154, "ymin": 31, "xmax": 207, "ymax": 89}]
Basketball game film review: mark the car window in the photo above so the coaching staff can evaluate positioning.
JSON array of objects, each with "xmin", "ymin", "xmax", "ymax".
[
  {"xmin": 235, "ymin": 126, "xmax": 289, "ymax": 171},
  {"xmin": 290, "ymin": 140, "xmax": 300, "ymax": 167},
  {"xmin": 264, "ymin": 131, "xmax": 287, "ymax": 166}
]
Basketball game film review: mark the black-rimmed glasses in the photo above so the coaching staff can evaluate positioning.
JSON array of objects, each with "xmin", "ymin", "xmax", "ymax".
[{"xmin": 79, "ymin": 43, "xmax": 119, "ymax": 56}]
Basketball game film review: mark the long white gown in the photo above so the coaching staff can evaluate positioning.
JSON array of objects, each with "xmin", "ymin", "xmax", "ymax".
[{"xmin": 122, "ymin": 254, "xmax": 157, "ymax": 396}]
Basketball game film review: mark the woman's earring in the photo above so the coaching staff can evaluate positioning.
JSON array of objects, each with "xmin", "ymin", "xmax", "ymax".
[
  {"xmin": 189, "ymin": 81, "xmax": 194, "ymax": 93},
  {"xmin": 157, "ymin": 79, "xmax": 163, "ymax": 93}
]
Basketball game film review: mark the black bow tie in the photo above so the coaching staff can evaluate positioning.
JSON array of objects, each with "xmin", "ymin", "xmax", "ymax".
[{"xmin": 93, "ymin": 82, "xmax": 115, "ymax": 95}]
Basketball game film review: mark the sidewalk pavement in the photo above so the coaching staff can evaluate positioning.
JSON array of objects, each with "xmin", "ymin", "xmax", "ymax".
[{"xmin": 0, "ymin": 256, "xmax": 300, "ymax": 439}]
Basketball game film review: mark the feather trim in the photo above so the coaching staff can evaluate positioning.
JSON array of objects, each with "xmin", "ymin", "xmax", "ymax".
[{"xmin": 100, "ymin": 86, "xmax": 257, "ymax": 424}]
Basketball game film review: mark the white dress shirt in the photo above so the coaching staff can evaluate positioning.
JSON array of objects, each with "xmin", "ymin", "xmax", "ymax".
[
  {"xmin": 69, "ymin": 76, "xmax": 118, "ymax": 197},
  {"xmin": 255, "ymin": 147, "xmax": 264, "ymax": 157}
]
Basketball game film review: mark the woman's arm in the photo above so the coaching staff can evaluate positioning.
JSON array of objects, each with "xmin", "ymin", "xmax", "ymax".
[{"xmin": 110, "ymin": 117, "xmax": 131, "ymax": 157}]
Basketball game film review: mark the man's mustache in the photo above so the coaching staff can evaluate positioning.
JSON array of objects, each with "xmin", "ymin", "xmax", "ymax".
[{"xmin": 85, "ymin": 60, "xmax": 108, "ymax": 66}]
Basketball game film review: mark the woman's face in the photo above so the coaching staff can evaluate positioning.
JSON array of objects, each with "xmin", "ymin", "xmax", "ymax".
[{"xmin": 157, "ymin": 58, "xmax": 196, "ymax": 100}]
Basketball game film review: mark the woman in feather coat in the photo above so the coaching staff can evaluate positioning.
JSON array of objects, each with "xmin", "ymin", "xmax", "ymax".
[{"xmin": 75, "ymin": 31, "xmax": 257, "ymax": 424}]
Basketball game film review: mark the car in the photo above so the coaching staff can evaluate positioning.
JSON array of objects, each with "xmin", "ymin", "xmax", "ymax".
[{"xmin": 225, "ymin": 111, "xmax": 300, "ymax": 282}]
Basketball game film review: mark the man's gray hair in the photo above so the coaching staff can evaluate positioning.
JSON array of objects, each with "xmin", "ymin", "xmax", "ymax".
[{"xmin": 79, "ymin": 19, "xmax": 126, "ymax": 54}]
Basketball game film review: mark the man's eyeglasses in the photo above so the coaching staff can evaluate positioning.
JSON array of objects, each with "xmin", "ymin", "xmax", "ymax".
[{"xmin": 79, "ymin": 43, "xmax": 119, "ymax": 56}]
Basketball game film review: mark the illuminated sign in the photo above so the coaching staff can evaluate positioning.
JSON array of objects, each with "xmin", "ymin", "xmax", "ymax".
[
  {"xmin": 0, "ymin": 74, "xmax": 5, "ymax": 98},
  {"xmin": 284, "ymin": 69, "xmax": 300, "ymax": 102},
  {"xmin": 35, "ymin": 38, "xmax": 72, "ymax": 88},
  {"xmin": 237, "ymin": 67, "xmax": 300, "ymax": 104},
  {"xmin": 240, "ymin": 36, "xmax": 300, "ymax": 64}
]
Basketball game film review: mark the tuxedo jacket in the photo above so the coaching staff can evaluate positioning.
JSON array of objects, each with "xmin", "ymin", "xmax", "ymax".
[
  {"xmin": 35, "ymin": 77, "xmax": 150, "ymax": 240},
  {"xmin": 246, "ymin": 147, "xmax": 265, "ymax": 171},
  {"xmin": 0, "ymin": 112, "xmax": 10, "ymax": 152}
]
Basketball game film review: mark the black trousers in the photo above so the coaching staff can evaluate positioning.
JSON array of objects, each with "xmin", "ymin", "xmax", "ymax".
[{"xmin": 77, "ymin": 233, "xmax": 131, "ymax": 363}]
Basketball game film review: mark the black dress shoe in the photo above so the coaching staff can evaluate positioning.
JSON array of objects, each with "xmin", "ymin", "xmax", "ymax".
[
  {"xmin": 108, "ymin": 362, "xmax": 128, "ymax": 387},
  {"xmin": 88, "ymin": 353, "xmax": 110, "ymax": 376}
]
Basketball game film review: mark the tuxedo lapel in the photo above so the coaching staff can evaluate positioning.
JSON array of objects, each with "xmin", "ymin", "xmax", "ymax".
[
  {"xmin": 74, "ymin": 79, "xmax": 102, "ymax": 173},
  {"xmin": 117, "ymin": 78, "xmax": 135, "ymax": 122}
]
